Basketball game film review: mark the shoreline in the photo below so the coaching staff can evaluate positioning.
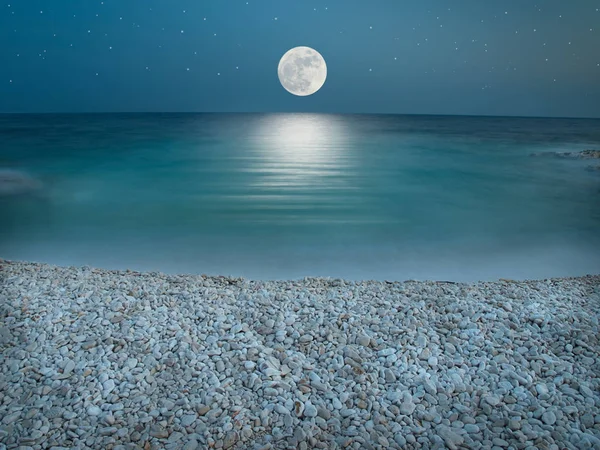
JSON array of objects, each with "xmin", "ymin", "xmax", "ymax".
[
  {"xmin": 1, "ymin": 260, "xmax": 599, "ymax": 449},
  {"xmin": 2, "ymin": 258, "xmax": 600, "ymax": 285}
]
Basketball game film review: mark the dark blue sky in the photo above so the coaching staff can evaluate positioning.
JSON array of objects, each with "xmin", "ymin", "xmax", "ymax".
[{"xmin": 1, "ymin": 0, "xmax": 599, "ymax": 117}]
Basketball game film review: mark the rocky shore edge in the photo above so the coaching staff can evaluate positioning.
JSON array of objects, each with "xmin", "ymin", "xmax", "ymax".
[{"xmin": 529, "ymin": 149, "xmax": 600, "ymax": 172}]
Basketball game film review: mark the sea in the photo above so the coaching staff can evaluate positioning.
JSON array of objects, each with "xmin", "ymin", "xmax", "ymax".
[{"xmin": 1, "ymin": 113, "xmax": 599, "ymax": 282}]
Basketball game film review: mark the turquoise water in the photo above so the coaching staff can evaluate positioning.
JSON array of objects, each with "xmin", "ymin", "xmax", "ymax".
[{"xmin": 1, "ymin": 113, "xmax": 599, "ymax": 281}]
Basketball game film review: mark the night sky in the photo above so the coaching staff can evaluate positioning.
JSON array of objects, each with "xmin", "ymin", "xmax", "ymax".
[{"xmin": 1, "ymin": 0, "xmax": 599, "ymax": 117}]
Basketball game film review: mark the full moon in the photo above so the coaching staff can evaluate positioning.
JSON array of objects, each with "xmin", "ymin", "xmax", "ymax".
[{"xmin": 277, "ymin": 46, "xmax": 327, "ymax": 97}]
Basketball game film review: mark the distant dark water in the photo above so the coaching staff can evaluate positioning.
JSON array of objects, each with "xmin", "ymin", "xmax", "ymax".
[{"xmin": 1, "ymin": 113, "xmax": 599, "ymax": 281}]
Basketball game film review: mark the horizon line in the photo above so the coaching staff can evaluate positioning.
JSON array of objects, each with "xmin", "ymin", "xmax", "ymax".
[{"xmin": 1, "ymin": 111, "xmax": 599, "ymax": 120}]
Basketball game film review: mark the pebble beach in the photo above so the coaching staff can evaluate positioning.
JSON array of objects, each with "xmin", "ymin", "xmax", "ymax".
[{"xmin": 1, "ymin": 260, "xmax": 599, "ymax": 450}]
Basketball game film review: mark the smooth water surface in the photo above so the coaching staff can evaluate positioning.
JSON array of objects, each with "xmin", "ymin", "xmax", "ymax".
[{"xmin": 1, "ymin": 113, "xmax": 599, "ymax": 281}]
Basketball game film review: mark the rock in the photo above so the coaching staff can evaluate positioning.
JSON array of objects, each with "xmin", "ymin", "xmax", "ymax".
[
  {"xmin": 394, "ymin": 434, "xmax": 407, "ymax": 446},
  {"xmin": 357, "ymin": 334, "xmax": 371, "ymax": 347},
  {"xmin": 103, "ymin": 379, "xmax": 115, "ymax": 393},
  {"xmin": 150, "ymin": 425, "xmax": 169, "ymax": 439},
  {"xmin": 343, "ymin": 346, "xmax": 363, "ymax": 362},
  {"xmin": 483, "ymin": 395, "xmax": 500, "ymax": 406},
  {"xmin": 399, "ymin": 401, "xmax": 416, "ymax": 415},
  {"xmin": 508, "ymin": 419, "xmax": 521, "ymax": 430},
  {"xmin": 223, "ymin": 431, "xmax": 238, "ymax": 449},
  {"xmin": 294, "ymin": 427, "xmax": 307, "ymax": 442},
  {"xmin": 536, "ymin": 383, "xmax": 549, "ymax": 396},
  {"xmin": 168, "ymin": 432, "xmax": 184, "ymax": 443},
  {"xmin": 196, "ymin": 405, "xmax": 210, "ymax": 416},
  {"xmin": 63, "ymin": 359, "xmax": 75, "ymax": 374},
  {"xmin": 530, "ymin": 149, "xmax": 600, "ymax": 159},
  {"xmin": 104, "ymin": 415, "xmax": 116, "ymax": 425},
  {"xmin": 581, "ymin": 413, "xmax": 595, "ymax": 428},
  {"xmin": 542, "ymin": 411, "xmax": 556, "ymax": 425},
  {"xmin": 384, "ymin": 369, "xmax": 397, "ymax": 383},
  {"xmin": 580, "ymin": 433, "xmax": 600, "ymax": 448},
  {"xmin": 416, "ymin": 334, "xmax": 428, "ymax": 348},
  {"xmin": 378, "ymin": 348, "xmax": 396, "ymax": 357},
  {"xmin": 0, "ymin": 326, "xmax": 12, "ymax": 345},
  {"xmin": 580, "ymin": 385, "xmax": 594, "ymax": 398},
  {"xmin": 99, "ymin": 427, "xmax": 118, "ymax": 436},
  {"xmin": 0, "ymin": 169, "xmax": 43, "ymax": 196},
  {"xmin": 182, "ymin": 439, "xmax": 199, "ymax": 450},
  {"xmin": 181, "ymin": 414, "xmax": 197, "ymax": 427},
  {"xmin": 464, "ymin": 424, "xmax": 479, "ymax": 433},
  {"xmin": 125, "ymin": 358, "xmax": 138, "ymax": 369},
  {"xmin": 2, "ymin": 412, "xmax": 20, "ymax": 424},
  {"xmin": 304, "ymin": 403, "xmax": 318, "ymax": 418},
  {"xmin": 340, "ymin": 408, "xmax": 355, "ymax": 417},
  {"xmin": 492, "ymin": 437, "xmax": 509, "ymax": 447},
  {"xmin": 87, "ymin": 406, "xmax": 102, "ymax": 416},
  {"xmin": 437, "ymin": 425, "xmax": 464, "ymax": 450},
  {"xmin": 317, "ymin": 407, "xmax": 331, "ymax": 420}
]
